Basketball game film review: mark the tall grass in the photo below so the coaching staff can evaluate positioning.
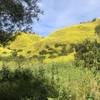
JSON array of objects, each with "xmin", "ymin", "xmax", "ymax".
[{"xmin": 0, "ymin": 60, "xmax": 100, "ymax": 100}]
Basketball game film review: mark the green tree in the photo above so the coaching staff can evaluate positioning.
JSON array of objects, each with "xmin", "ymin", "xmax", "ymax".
[
  {"xmin": 74, "ymin": 40, "xmax": 100, "ymax": 69},
  {"xmin": 0, "ymin": 0, "xmax": 42, "ymax": 32},
  {"xmin": 0, "ymin": 31, "xmax": 18, "ymax": 46},
  {"xmin": 0, "ymin": 0, "xmax": 43, "ymax": 45}
]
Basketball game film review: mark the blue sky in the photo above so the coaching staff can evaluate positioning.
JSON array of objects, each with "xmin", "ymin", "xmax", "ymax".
[{"xmin": 33, "ymin": 0, "xmax": 100, "ymax": 36}]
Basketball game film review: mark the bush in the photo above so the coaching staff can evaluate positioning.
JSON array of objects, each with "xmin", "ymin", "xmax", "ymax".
[
  {"xmin": 0, "ymin": 66, "xmax": 58, "ymax": 100},
  {"xmin": 74, "ymin": 40, "xmax": 100, "ymax": 69},
  {"xmin": 95, "ymin": 24, "xmax": 100, "ymax": 36}
]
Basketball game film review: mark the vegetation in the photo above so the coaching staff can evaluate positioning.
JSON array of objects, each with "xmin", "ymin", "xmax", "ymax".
[
  {"xmin": 0, "ymin": 0, "xmax": 43, "ymax": 45},
  {"xmin": 0, "ymin": 61, "xmax": 99, "ymax": 100},
  {"xmin": 0, "ymin": 18, "xmax": 100, "ymax": 60},
  {"xmin": 74, "ymin": 39, "xmax": 100, "ymax": 69},
  {"xmin": 0, "ymin": 0, "xmax": 42, "ymax": 32},
  {"xmin": 0, "ymin": 65, "xmax": 58, "ymax": 100},
  {"xmin": 0, "ymin": 17, "xmax": 100, "ymax": 99},
  {"xmin": 95, "ymin": 24, "xmax": 100, "ymax": 36}
]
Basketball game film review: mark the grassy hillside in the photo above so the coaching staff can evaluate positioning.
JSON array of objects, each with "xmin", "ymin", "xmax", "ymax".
[
  {"xmin": 0, "ymin": 19, "xmax": 100, "ymax": 100},
  {"xmin": 0, "ymin": 18, "xmax": 100, "ymax": 62},
  {"xmin": 45, "ymin": 19, "xmax": 99, "ymax": 44},
  {"xmin": 33, "ymin": 19, "xmax": 100, "ymax": 62},
  {"xmin": 8, "ymin": 33, "xmax": 42, "ymax": 56}
]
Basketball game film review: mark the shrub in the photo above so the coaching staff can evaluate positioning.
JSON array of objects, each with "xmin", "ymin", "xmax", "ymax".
[
  {"xmin": 0, "ymin": 66, "xmax": 58, "ymax": 100},
  {"xmin": 95, "ymin": 24, "xmax": 100, "ymax": 36},
  {"xmin": 74, "ymin": 40, "xmax": 100, "ymax": 69}
]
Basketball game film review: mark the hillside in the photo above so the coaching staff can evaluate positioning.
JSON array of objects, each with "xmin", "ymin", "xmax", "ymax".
[
  {"xmin": 0, "ymin": 18, "xmax": 100, "ymax": 63},
  {"xmin": 8, "ymin": 33, "xmax": 43, "ymax": 57},
  {"xmin": 33, "ymin": 18, "xmax": 99, "ymax": 63},
  {"xmin": 45, "ymin": 19, "xmax": 99, "ymax": 44}
]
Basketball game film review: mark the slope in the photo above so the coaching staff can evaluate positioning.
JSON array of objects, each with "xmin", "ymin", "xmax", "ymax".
[{"xmin": 0, "ymin": 18, "xmax": 100, "ymax": 62}]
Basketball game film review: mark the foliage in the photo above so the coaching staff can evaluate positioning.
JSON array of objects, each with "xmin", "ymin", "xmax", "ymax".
[
  {"xmin": 0, "ymin": 31, "xmax": 19, "ymax": 46},
  {"xmin": 0, "ymin": 0, "xmax": 42, "ymax": 46},
  {"xmin": 0, "ymin": 0, "xmax": 43, "ymax": 33},
  {"xmin": 95, "ymin": 24, "xmax": 100, "ymax": 36},
  {"xmin": 44, "ymin": 53, "xmax": 75, "ymax": 63},
  {"xmin": 74, "ymin": 39, "xmax": 100, "ymax": 69},
  {"xmin": 0, "ymin": 66, "xmax": 58, "ymax": 100},
  {"xmin": 44, "ymin": 62, "xmax": 100, "ymax": 100},
  {"xmin": 92, "ymin": 18, "xmax": 97, "ymax": 22},
  {"xmin": 37, "ymin": 43, "xmax": 73, "ymax": 63},
  {"xmin": 0, "ymin": 59, "xmax": 99, "ymax": 100}
]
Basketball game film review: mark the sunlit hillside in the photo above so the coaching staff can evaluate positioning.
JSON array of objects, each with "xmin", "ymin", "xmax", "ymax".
[
  {"xmin": 32, "ymin": 18, "xmax": 100, "ymax": 62},
  {"xmin": 45, "ymin": 19, "xmax": 100, "ymax": 45},
  {"xmin": 7, "ymin": 33, "xmax": 43, "ymax": 57},
  {"xmin": 0, "ymin": 18, "xmax": 100, "ymax": 62},
  {"xmin": 33, "ymin": 19, "xmax": 100, "ymax": 52}
]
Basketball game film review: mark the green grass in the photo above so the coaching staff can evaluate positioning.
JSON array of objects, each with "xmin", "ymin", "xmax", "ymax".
[
  {"xmin": 1, "ymin": 60, "xmax": 100, "ymax": 100},
  {"xmin": 41, "ymin": 62, "xmax": 100, "ymax": 100}
]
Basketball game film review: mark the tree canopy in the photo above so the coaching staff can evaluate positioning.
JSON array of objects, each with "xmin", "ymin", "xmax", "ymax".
[{"xmin": 0, "ymin": 0, "xmax": 43, "ymax": 33}]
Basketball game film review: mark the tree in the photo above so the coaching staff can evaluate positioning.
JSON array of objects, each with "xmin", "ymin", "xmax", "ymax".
[
  {"xmin": 0, "ymin": 31, "xmax": 18, "ymax": 46},
  {"xmin": 0, "ymin": 0, "xmax": 43, "ymax": 45},
  {"xmin": 74, "ymin": 40, "xmax": 100, "ymax": 69},
  {"xmin": 0, "ymin": 0, "xmax": 42, "ymax": 32}
]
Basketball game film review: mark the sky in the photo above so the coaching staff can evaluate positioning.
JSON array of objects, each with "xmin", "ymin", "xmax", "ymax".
[{"xmin": 33, "ymin": 0, "xmax": 100, "ymax": 36}]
